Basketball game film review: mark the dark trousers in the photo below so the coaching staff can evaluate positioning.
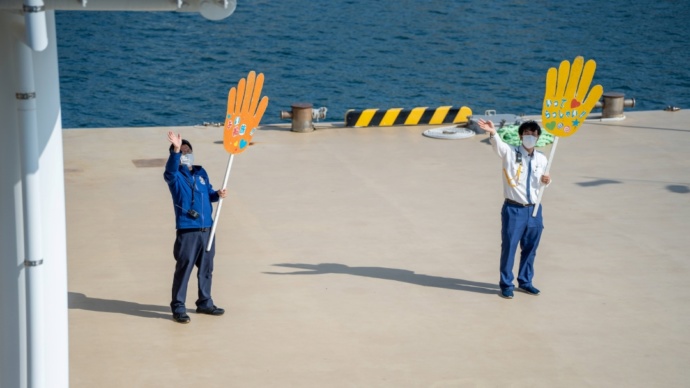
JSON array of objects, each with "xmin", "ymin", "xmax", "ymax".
[
  {"xmin": 499, "ymin": 202, "xmax": 544, "ymax": 291},
  {"xmin": 171, "ymin": 229, "xmax": 215, "ymax": 314}
]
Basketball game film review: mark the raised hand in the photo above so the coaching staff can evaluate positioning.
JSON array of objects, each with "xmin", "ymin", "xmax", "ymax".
[
  {"xmin": 541, "ymin": 56, "xmax": 603, "ymax": 137},
  {"xmin": 477, "ymin": 118, "xmax": 496, "ymax": 135},
  {"xmin": 223, "ymin": 71, "xmax": 269, "ymax": 154},
  {"xmin": 168, "ymin": 131, "xmax": 182, "ymax": 152}
]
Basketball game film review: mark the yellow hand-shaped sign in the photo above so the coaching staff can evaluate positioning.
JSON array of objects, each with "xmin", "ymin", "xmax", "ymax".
[
  {"xmin": 541, "ymin": 56, "xmax": 603, "ymax": 137},
  {"xmin": 223, "ymin": 71, "xmax": 269, "ymax": 154}
]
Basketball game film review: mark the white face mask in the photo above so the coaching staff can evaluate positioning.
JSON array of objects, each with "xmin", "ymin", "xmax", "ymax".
[
  {"xmin": 522, "ymin": 135, "xmax": 538, "ymax": 149},
  {"xmin": 180, "ymin": 153, "xmax": 194, "ymax": 167}
]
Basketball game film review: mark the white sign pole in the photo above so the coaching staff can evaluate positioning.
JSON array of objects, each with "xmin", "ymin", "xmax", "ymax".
[
  {"xmin": 207, "ymin": 153, "xmax": 234, "ymax": 251},
  {"xmin": 532, "ymin": 136, "xmax": 559, "ymax": 217}
]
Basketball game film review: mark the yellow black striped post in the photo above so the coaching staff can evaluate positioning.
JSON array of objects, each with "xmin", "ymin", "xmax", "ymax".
[{"xmin": 345, "ymin": 106, "xmax": 472, "ymax": 127}]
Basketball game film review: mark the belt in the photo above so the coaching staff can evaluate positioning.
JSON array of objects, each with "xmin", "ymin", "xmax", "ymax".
[
  {"xmin": 505, "ymin": 198, "xmax": 534, "ymax": 207},
  {"xmin": 176, "ymin": 227, "xmax": 210, "ymax": 235}
]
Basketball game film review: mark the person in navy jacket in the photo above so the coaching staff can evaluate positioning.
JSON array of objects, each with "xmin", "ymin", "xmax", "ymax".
[{"xmin": 165, "ymin": 131, "xmax": 227, "ymax": 324}]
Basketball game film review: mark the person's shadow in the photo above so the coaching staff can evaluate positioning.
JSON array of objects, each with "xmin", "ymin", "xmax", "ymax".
[
  {"xmin": 68, "ymin": 292, "xmax": 170, "ymax": 320},
  {"xmin": 265, "ymin": 263, "xmax": 499, "ymax": 295}
]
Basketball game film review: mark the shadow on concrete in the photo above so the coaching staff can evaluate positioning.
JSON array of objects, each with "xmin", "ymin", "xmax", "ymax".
[
  {"xmin": 667, "ymin": 184, "xmax": 690, "ymax": 194},
  {"xmin": 577, "ymin": 177, "xmax": 690, "ymax": 193},
  {"xmin": 576, "ymin": 178, "xmax": 622, "ymax": 187},
  {"xmin": 265, "ymin": 263, "xmax": 499, "ymax": 295},
  {"xmin": 68, "ymin": 292, "xmax": 170, "ymax": 320}
]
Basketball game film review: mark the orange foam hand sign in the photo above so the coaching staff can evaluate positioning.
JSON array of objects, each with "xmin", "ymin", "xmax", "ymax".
[
  {"xmin": 223, "ymin": 71, "xmax": 269, "ymax": 154},
  {"xmin": 541, "ymin": 56, "xmax": 603, "ymax": 137}
]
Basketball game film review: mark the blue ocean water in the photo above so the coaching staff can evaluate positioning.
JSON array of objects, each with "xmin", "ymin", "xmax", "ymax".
[{"xmin": 55, "ymin": 0, "xmax": 690, "ymax": 128}]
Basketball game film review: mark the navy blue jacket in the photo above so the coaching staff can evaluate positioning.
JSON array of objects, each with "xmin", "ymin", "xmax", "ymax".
[{"xmin": 164, "ymin": 151, "xmax": 220, "ymax": 229}]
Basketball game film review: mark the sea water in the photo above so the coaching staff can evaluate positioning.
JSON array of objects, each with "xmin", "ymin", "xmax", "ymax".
[{"xmin": 55, "ymin": 0, "xmax": 690, "ymax": 128}]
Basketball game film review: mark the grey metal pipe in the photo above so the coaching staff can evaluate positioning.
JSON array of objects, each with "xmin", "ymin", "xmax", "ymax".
[{"xmin": 23, "ymin": 0, "xmax": 48, "ymax": 51}]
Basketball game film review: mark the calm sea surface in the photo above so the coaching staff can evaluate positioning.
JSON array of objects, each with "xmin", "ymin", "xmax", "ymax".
[{"xmin": 55, "ymin": 0, "xmax": 690, "ymax": 128}]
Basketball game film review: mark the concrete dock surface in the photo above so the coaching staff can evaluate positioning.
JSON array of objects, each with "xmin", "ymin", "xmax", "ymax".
[{"xmin": 63, "ymin": 110, "xmax": 690, "ymax": 387}]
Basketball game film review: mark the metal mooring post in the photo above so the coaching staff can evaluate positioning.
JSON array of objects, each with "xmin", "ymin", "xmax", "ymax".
[
  {"xmin": 280, "ymin": 102, "xmax": 314, "ymax": 132},
  {"xmin": 595, "ymin": 92, "xmax": 635, "ymax": 119}
]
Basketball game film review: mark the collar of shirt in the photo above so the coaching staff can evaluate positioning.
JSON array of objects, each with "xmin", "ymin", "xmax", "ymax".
[{"xmin": 520, "ymin": 145, "xmax": 535, "ymax": 158}]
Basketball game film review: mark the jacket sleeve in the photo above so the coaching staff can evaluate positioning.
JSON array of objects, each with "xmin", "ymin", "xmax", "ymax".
[
  {"xmin": 164, "ymin": 151, "xmax": 181, "ymax": 184},
  {"xmin": 209, "ymin": 190, "xmax": 220, "ymax": 203}
]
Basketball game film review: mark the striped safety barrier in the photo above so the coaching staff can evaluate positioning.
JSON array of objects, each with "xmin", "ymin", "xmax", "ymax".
[{"xmin": 345, "ymin": 106, "xmax": 472, "ymax": 127}]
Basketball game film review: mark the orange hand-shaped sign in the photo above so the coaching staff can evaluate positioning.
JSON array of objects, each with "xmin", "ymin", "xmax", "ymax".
[
  {"xmin": 541, "ymin": 56, "xmax": 603, "ymax": 137},
  {"xmin": 223, "ymin": 71, "xmax": 269, "ymax": 154}
]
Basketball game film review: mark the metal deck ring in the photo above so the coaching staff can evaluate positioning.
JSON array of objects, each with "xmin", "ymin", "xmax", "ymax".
[
  {"xmin": 23, "ymin": 5, "xmax": 45, "ymax": 13},
  {"xmin": 16, "ymin": 92, "xmax": 36, "ymax": 100}
]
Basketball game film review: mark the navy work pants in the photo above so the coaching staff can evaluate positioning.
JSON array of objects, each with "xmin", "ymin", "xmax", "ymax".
[
  {"xmin": 171, "ymin": 229, "xmax": 215, "ymax": 314},
  {"xmin": 499, "ymin": 202, "xmax": 544, "ymax": 291}
]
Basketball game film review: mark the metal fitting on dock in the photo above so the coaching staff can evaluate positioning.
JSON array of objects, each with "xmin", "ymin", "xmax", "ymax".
[
  {"xmin": 594, "ymin": 92, "xmax": 635, "ymax": 119},
  {"xmin": 280, "ymin": 103, "xmax": 328, "ymax": 132}
]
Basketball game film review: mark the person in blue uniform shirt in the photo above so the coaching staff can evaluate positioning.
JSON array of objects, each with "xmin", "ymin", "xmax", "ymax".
[
  {"xmin": 477, "ymin": 119, "xmax": 552, "ymax": 299},
  {"xmin": 165, "ymin": 131, "xmax": 227, "ymax": 323}
]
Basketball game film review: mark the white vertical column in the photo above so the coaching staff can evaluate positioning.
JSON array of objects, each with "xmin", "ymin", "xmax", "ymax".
[
  {"xmin": 15, "ymin": 20, "xmax": 47, "ymax": 388},
  {"xmin": 34, "ymin": 11, "xmax": 70, "ymax": 387},
  {"xmin": 0, "ymin": 13, "xmax": 29, "ymax": 388},
  {"xmin": 0, "ymin": 9, "xmax": 68, "ymax": 388}
]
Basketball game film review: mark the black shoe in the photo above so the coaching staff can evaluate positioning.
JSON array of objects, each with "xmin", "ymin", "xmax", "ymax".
[
  {"xmin": 500, "ymin": 289, "xmax": 514, "ymax": 299},
  {"xmin": 196, "ymin": 305, "xmax": 225, "ymax": 316},
  {"xmin": 172, "ymin": 312, "xmax": 191, "ymax": 324}
]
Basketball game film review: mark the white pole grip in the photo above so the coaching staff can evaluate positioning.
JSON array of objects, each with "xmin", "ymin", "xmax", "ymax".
[
  {"xmin": 206, "ymin": 154, "xmax": 234, "ymax": 251},
  {"xmin": 532, "ymin": 136, "xmax": 559, "ymax": 217}
]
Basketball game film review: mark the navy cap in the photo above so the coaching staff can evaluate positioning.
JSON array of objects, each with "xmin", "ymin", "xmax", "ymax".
[{"xmin": 169, "ymin": 139, "xmax": 192, "ymax": 152}]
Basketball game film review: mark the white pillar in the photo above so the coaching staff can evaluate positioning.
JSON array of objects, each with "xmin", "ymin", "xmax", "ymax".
[
  {"xmin": 0, "ymin": 10, "xmax": 69, "ymax": 388},
  {"xmin": 0, "ymin": 14, "xmax": 29, "ymax": 387},
  {"xmin": 34, "ymin": 12, "xmax": 70, "ymax": 388}
]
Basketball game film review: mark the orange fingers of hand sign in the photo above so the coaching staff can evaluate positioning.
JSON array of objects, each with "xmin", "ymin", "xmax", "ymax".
[
  {"xmin": 541, "ymin": 56, "xmax": 603, "ymax": 138},
  {"xmin": 223, "ymin": 71, "xmax": 270, "ymax": 154}
]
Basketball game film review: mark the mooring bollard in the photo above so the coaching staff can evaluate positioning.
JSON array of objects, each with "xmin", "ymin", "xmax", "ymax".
[
  {"xmin": 280, "ymin": 103, "xmax": 314, "ymax": 132},
  {"xmin": 594, "ymin": 92, "xmax": 636, "ymax": 119}
]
